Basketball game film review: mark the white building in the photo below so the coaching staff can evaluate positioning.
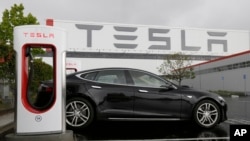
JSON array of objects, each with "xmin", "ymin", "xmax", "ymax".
[
  {"xmin": 43, "ymin": 19, "xmax": 250, "ymax": 94},
  {"xmin": 182, "ymin": 50, "xmax": 250, "ymax": 94},
  {"xmin": 46, "ymin": 19, "xmax": 250, "ymax": 74}
]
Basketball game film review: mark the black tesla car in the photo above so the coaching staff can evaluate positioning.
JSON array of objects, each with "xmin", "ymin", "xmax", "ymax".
[{"xmin": 38, "ymin": 68, "xmax": 227, "ymax": 129}]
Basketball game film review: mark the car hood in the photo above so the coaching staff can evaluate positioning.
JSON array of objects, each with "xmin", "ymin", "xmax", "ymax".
[{"xmin": 176, "ymin": 86, "xmax": 223, "ymax": 101}]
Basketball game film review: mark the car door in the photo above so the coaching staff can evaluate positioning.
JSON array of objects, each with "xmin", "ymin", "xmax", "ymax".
[
  {"xmin": 85, "ymin": 69, "xmax": 134, "ymax": 118},
  {"xmin": 128, "ymin": 70, "xmax": 182, "ymax": 119}
]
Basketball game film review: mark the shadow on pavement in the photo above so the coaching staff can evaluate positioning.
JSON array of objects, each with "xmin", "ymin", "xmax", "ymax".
[{"xmin": 73, "ymin": 121, "xmax": 228, "ymax": 140}]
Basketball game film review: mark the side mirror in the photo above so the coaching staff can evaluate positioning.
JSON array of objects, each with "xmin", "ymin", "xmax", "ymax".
[
  {"xmin": 169, "ymin": 84, "xmax": 178, "ymax": 90},
  {"xmin": 161, "ymin": 84, "xmax": 177, "ymax": 90}
]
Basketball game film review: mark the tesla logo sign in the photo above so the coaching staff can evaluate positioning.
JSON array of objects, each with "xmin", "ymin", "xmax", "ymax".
[
  {"xmin": 23, "ymin": 32, "xmax": 55, "ymax": 39},
  {"xmin": 75, "ymin": 24, "xmax": 228, "ymax": 52}
]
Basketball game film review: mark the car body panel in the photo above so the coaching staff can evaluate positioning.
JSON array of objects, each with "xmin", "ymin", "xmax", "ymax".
[
  {"xmin": 133, "ymin": 86, "xmax": 182, "ymax": 118},
  {"xmin": 85, "ymin": 81, "xmax": 134, "ymax": 118}
]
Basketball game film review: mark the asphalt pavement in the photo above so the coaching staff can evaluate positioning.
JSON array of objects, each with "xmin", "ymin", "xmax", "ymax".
[
  {"xmin": 0, "ymin": 96, "xmax": 249, "ymax": 140},
  {"xmin": 224, "ymin": 96, "xmax": 250, "ymax": 121},
  {"xmin": 0, "ymin": 110, "xmax": 14, "ymax": 140}
]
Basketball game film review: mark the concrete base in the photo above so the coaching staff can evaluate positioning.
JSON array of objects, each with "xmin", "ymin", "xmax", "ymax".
[{"xmin": 4, "ymin": 130, "xmax": 74, "ymax": 141}]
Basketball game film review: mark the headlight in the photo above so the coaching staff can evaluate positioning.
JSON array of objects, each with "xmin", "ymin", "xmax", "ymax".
[{"xmin": 218, "ymin": 96, "xmax": 225, "ymax": 102}]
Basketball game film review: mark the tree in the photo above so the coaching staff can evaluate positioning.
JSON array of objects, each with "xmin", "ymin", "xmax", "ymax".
[
  {"xmin": 158, "ymin": 52, "xmax": 195, "ymax": 86},
  {"xmin": 28, "ymin": 58, "xmax": 53, "ymax": 103},
  {"xmin": 0, "ymin": 3, "xmax": 39, "ymax": 82}
]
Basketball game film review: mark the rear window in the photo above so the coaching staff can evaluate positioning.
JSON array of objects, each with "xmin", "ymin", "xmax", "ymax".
[
  {"xmin": 79, "ymin": 72, "xmax": 97, "ymax": 80},
  {"xmin": 95, "ymin": 70, "xmax": 126, "ymax": 85}
]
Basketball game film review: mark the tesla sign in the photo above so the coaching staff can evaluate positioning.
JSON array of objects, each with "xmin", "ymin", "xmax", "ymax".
[
  {"xmin": 51, "ymin": 20, "xmax": 250, "ymax": 55},
  {"xmin": 76, "ymin": 24, "xmax": 228, "ymax": 52},
  {"xmin": 23, "ymin": 32, "xmax": 55, "ymax": 39}
]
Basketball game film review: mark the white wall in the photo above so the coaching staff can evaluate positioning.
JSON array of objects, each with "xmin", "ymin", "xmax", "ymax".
[
  {"xmin": 51, "ymin": 19, "xmax": 250, "ymax": 56},
  {"xmin": 78, "ymin": 58, "xmax": 164, "ymax": 74},
  {"xmin": 183, "ymin": 52, "xmax": 250, "ymax": 94}
]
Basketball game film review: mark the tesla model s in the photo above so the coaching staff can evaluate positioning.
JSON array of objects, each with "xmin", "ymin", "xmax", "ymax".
[{"xmin": 38, "ymin": 68, "xmax": 227, "ymax": 129}]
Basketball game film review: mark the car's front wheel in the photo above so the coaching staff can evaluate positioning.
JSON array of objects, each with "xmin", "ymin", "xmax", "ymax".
[
  {"xmin": 66, "ymin": 97, "xmax": 94, "ymax": 129},
  {"xmin": 193, "ymin": 100, "xmax": 221, "ymax": 128}
]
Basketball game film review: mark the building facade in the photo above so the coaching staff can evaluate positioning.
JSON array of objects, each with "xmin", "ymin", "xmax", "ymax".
[
  {"xmin": 182, "ymin": 50, "xmax": 250, "ymax": 94},
  {"xmin": 46, "ymin": 19, "xmax": 250, "ymax": 74},
  {"xmin": 45, "ymin": 19, "xmax": 250, "ymax": 94}
]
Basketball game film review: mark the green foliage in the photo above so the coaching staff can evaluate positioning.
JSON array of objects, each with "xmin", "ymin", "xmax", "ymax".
[
  {"xmin": 158, "ymin": 52, "xmax": 195, "ymax": 86},
  {"xmin": 31, "ymin": 48, "xmax": 46, "ymax": 56},
  {"xmin": 29, "ymin": 59, "xmax": 53, "ymax": 93},
  {"xmin": 0, "ymin": 4, "xmax": 39, "ymax": 46},
  {"xmin": 0, "ymin": 3, "xmax": 39, "ymax": 82},
  {"xmin": 209, "ymin": 90, "xmax": 245, "ymax": 97},
  {"xmin": 0, "ymin": 39, "xmax": 9, "ymax": 57}
]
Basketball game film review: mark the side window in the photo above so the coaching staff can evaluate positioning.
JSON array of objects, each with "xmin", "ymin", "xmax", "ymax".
[
  {"xmin": 130, "ymin": 70, "xmax": 166, "ymax": 88},
  {"xmin": 80, "ymin": 72, "xmax": 97, "ymax": 80},
  {"xmin": 95, "ymin": 70, "xmax": 126, "ymax": 85}
]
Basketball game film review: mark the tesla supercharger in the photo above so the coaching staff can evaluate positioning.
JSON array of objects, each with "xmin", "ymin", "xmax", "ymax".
[{"xmin": 14, "ymin": 25, "xmax": 67, "ymax": 135}]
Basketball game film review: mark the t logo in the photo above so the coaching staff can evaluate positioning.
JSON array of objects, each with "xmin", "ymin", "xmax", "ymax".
[{"xmin": 234, "ymin": 129, "xmax": 247, "ymax": 136}]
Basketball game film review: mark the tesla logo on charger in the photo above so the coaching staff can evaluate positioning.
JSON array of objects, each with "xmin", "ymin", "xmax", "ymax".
[
  {"xmin": 23, "ymin": 32, "xmax": 55, "ymax": 39},
  {"xmin": 35, "ymin": 115, "xmax": 42, "ymax": 122}
]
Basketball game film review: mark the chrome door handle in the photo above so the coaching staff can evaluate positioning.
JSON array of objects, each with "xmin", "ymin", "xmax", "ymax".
[
  {"xmin": 138, "ymin": 89, "xmax": 148, "ymax": 93},
  {"xmin": 91, "ymin": 85, "xmax": 102, "ymax": 89}
]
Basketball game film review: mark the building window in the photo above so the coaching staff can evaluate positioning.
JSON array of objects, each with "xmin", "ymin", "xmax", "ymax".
[{"xmin": 195, "ymin": 60, "xmax": 250, "ymax": 75}]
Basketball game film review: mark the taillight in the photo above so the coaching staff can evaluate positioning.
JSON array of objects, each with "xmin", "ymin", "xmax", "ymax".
[
  {"xmin": 45, "ymin": 87, "xmax": 53, "ymax": 93},
  {"xmin": 39, "ymin": 83, "xmax": 53, "ymax": 93}
]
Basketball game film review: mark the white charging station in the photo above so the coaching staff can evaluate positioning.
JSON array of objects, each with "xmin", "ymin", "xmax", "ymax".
[{"xmin": 13, "ymin": 25, "xmax": 67, "ymax": 135}]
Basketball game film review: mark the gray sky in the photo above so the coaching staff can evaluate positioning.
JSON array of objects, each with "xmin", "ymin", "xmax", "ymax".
[{"xmin": 1, "ymin": 0, "xmax": 250, "ymax": 30}]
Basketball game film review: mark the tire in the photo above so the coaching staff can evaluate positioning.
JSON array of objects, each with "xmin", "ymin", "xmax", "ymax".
[
  {"xmin": 66, "ymin": 97, "xmax": 94, "ymax": 129},
  {"xmin": 193, "ymin": 100, "xmax": 221, "ymax": 128}
]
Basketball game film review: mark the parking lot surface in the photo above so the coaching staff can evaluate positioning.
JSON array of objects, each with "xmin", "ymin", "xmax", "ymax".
[{"xmin": 1, "ymin": 96, "xmax": 250, "ymax": 140}]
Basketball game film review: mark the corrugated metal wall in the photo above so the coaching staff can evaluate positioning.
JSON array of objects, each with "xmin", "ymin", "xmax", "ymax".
[{"xmin": 183, "ymin": 51, "xmax": 250, "ymax": 94}]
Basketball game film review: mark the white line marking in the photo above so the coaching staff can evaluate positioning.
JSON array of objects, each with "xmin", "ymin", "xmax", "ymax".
[
  {"xmin": 226, "ymin": 119, "xmax": 250, "ymax": 125},
  {"xmin": 111, "ymin": 137, "xmax": 230, "ymax": 141}
]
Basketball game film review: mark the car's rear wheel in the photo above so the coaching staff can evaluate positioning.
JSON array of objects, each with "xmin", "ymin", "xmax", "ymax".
[
  {"xmin": 66, "ymin": 97, "xmax": 94, "ymax": 129},
  {"xmin": 193, "ymin": 100, "xmax": 221, "ymax": 128}
]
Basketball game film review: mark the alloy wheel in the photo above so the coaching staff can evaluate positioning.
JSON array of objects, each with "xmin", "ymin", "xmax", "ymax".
[
  {"xmin": 66, "ymin": 100, "xmax": 91, "ymax": 127},
  {"xmin": 195, "ymin": 101, "xmax": 220, "ymax": 128}
]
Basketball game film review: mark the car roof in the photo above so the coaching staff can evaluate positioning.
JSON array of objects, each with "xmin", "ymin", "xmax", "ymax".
[
  {"xmin": 67, "ymin": 67, "xmax": 155, "ymax": 76},
  {"xmin": 66, "ymin": 67, "xmax": 178, "ymax": 87}
]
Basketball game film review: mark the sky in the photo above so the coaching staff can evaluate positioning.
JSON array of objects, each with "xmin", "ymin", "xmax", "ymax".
[{"xmin": 1, "ymin": 0, "xmax": 250, "ymax": 31}]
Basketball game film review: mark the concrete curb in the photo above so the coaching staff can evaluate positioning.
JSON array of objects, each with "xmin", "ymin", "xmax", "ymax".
[
  {"xmin": 0, "ymin": 122, "xmax": 14, "ymax": 140},
  {"xmin": 0, "ymin": 109, "xmax": 14, "ymax": 116},
  {"xmin": 0, "ymin": 109, "xmax": 14, "ymax": 140},
  {"xmin": 231, "ymin": 95, "xmax": 240, "ymax": 98}
]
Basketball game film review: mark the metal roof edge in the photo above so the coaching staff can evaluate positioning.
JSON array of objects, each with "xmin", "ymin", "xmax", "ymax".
[{"xmin": 191, "ymin": 50, "xmax": 250, "ymax": 67}]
